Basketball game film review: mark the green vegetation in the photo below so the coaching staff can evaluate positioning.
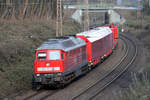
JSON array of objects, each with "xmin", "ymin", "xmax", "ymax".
[
  {"xmin": 143, "ymin": 0, "xmax": 150, "ymax": 15},
  {"xmin": 0, "ymin": 19, "xmax": 81, "ymax": 98},
  {"xmin": 117, "ymin": 0, "xmax": 150, "ymax": 99},
  {"xmin": 0, "ymin": 0, "xmax": 82, "ymax": 98},
  {"xmin": 128, "ymin": 15, "xmax": 150, "ymax": 49},
  {"xmin": 118, "ymin": 74, "xmax": 150, "ymax": 100}
]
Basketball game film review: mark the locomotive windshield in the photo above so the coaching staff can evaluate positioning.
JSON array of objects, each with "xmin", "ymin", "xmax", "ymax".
[
  {"xmin": 49, "ymin": 51, "xmax": 60, "ymax": 60},
  {"xmin": 37, "ymin": 52, "xmax": 46, "ymax": 59}
]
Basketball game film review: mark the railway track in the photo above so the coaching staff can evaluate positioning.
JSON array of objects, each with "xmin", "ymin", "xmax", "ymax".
[
  {"xmin": 22, "ymin": 89, "xmax": 58, "ymax": 100},
  {"xmin": 18, "ymin": 34, "xmax": 137, "ymax": 100},
  {"xmin": 71, "ymin": 34, "xmax": 138, "ymax": 100}
]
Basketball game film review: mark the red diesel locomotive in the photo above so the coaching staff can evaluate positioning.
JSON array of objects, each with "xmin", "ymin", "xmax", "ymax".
[{"xmin": 32, "ymin": 24, "xmax": 118, "ymax": 89}]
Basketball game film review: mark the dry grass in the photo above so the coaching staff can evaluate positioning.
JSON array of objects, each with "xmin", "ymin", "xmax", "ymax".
[
  {"xmin": 0, "ymin": 19, "xmax": 81, "ymax": 99},
  {"xmin": 0, "ymin": 0, "xmax": 57, "ymax": 20},
  {"xmin": 118, "ymin": 73, "xmax": 150, "ymax": 100},
  {"xmin": 117, "ymin": 9, "xmax": 150, "ymax": 100}
]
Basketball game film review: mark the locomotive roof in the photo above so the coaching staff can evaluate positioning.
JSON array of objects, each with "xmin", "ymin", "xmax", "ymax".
[
  {"xmin": 36, "ymin": 36, "xmax": 86, "ymax": 52},
  {"xmin": 77, "ymin": 27, "xmax": 112, "ymax": 42}
]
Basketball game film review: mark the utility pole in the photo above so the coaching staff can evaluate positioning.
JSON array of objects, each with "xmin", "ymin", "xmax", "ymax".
[
  {"xmin": 84, "ymin": 0, "xmax": 89, "ymax": 31},
  {"xmin": 137, "ymin": 0, "xmax": 141, "ymax": 25},
  {"xmin": 77, "ymin": 0, "xmax": 82, "ymax": 31},
  {"xmin": 137, "ymin": 0, "xmax": 141, "ymax": 18},
  {"xmin": 56, "ymin": 0, "xmax": 63, "ymax": 37}
]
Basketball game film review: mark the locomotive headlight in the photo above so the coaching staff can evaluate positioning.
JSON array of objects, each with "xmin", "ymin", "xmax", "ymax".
[
  {"xmin": 36, "ymin": 74, "xmax": 40, "ymax": 77},
  {"xmin": 46, "ymin": 63, "xmax": 50, "ymax": 67}
]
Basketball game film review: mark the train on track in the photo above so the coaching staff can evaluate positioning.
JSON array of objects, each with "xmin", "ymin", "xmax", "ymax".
[{"xmin": 32, "ymin": 24, "xmax": 119, "ymax": 90}]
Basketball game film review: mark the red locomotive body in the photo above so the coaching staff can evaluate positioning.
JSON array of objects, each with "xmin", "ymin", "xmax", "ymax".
[{"xmin": 32, "ymin": 37, "xmax": 88, "ymax": 89}]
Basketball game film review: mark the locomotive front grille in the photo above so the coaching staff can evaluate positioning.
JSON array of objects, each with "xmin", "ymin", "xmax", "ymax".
[{"xmin": 34, "ymin": 73, "xmax": 63, "ymax": 84}]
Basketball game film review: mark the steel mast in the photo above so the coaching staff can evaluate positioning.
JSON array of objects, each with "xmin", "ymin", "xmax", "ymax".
[
  {"xmin": 56, "ymin": 0, "xmax": 63, "ymax": 37},
  {"xmin": 84, "ymin": 0, "xmax": 89, "ymax": 31}
]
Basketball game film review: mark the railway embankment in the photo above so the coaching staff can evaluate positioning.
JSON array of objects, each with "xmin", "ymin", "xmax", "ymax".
[
  {"xmin": 102, "ymin": 9, "xmax": 150, "ymax": 99},
  {"xmin": 0, "ymin": 19, "xmax": 81, "ymax": 99}
]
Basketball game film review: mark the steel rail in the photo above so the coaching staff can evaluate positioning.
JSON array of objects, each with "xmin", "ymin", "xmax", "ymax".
[
  {"xmin": 23, "ymin": 90, "xmax": 45, "ymax": 100},
  {"xmin": 22, "ymin": 34, "xmax": 136, "ymax": 100},
  {"xmin": 40, "ymin": 36, "xmax": 128, "ymax": 100},
  {"xmin": 39, "ymin": 90, "xmax": 59, "ymax": 100},
  {"xmin": 39, "ymin": 36, "xmax": 127, "ymax": 100},
  {"xmin": 88, "ymin": 34, "xmax": 138, "ymax": 100},
  {"xmin": 71, "ymin": 34, "xmax": 137, "ymax": 100},
  {"xmin": 23, "ymin": 90, "xmax": 58, "ymax": 100}
]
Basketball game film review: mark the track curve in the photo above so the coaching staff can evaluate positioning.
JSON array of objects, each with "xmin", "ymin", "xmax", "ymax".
[
  {"xmin": 71, "ymin": 34, "xmax": 138, "ymax": 100},
  {"xmin": 15, "ymin": 34, "xmax": 137, "ymax": 100}
]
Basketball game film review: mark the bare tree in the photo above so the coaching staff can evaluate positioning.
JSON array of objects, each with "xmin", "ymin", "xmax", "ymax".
[{"xmin": 0, "ymin": 0, "xmax": 58, "ymax": 20}]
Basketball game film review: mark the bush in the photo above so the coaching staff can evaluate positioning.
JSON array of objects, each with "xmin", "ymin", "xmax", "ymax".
[
  {"xmin": 144, "ymin": 24, "xmax": 150, "ymax": 30},
  {"xmin": 0, "ymin": 19, "xmax": 81, "ymax": 98},
  {"xmin": 143, "ymin": 0, "xmax": 150, "ymax": 15},
  {"xmin": 118, "ymin": 73, "xmax": 150, "ymax": 100}
]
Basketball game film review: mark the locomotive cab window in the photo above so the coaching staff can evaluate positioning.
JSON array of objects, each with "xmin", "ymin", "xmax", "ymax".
[
  {"xmin": 37, "ymin": 52, "xmax": 46, "ymax": 60},
  {"xmin": 61, "ymin": 53, "xmax": 64, "ymax": 60},
  {"xmin": 49, "ymin": 51, "xmax": 60, "ymax": 60}
]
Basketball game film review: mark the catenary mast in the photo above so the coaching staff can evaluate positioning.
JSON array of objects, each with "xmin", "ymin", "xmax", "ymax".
[{"xmin": 56, "ymin": 0, "xmax": 63, "ymax": 37}]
